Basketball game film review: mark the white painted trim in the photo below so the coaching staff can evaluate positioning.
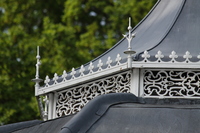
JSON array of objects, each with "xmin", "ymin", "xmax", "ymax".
[
  {"xmin": 48, "ymin": 93, "xmax": 54, "ymax": 120},
  {"xmin": 130, "ymin": 68, "xmax": 140, "ymax": 96},
  {"xmin": 36, "ymin": 50, "xmax": 200, "ymax": 96},
  {"xmin": 139, "ymin": 69, "xmax": 145, "ymax": 97},
  {"xmin": 52, "ymin": 92, "xmax": 58, "ymax": 119},
  {"xmin": 36, "ymin": 64, "xmax": 128, "ymax": 96},
  {"xmin": 141, "ymin": 68, "xmax": 200, "ymax": 99}
]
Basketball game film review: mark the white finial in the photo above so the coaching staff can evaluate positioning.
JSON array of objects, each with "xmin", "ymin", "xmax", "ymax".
[
  {"xmin": 128, "ymin": 17, "xmax": 132, "ymax": 30},
  {"xmin": 123, "ymin": 17, "xmax": 136, "ymax": 68},
  {"xmin": 37, "ymin": 46, "xmax": 39, "ymax": 56},
  {"xmin": 36, "ymin": 46, "xmax": 41, "ymax": 79},
  {"xmin": 32, "ymin": 46, "xmax": 43, "ymax": 91}
]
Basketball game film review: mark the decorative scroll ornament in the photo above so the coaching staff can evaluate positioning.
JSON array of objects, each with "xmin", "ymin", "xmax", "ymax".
[
  {"xmin": 143, "ymin": 69, "xmax": 200, "ymax": 98},
  {"xmin": 183, "ymin": 51, "xmax": 192, "ymax": 63},
  {"xmin": 44, "ymin": 75, "xmax": 50, "ymax": 87},
  {"xmin": 53, "ymin": 73, "xmax": 58, "ymax": 84},
  {"xmin": 106, "ymin": 56, "xmax": 112, "ymax": 68},
  {"xmin": 62, "ymin": 70, "xmax": 67, "ymax": 82},
  {"xmin": 41, "ymin": 49, "xmax": 200, "ymax": 96},
  {"xmin": 79, "ymin": 65, "xmax": 85, "ymax": 76},
  {"xmin": 141, "ymin": 50, "xmax": 150, "ymax": 62},
  {"xmin": 88, "ymin": 62, "xmax": 94, "ymax": 73},
  {"xmin": 55, "ymin": 71, "xmax": 131, "ymax": 117},
  {"xmin": 197, "ymin": 53, "xmax": 200, "ymax": 59},
  {"xmin": 169, "ymin": 51, "xmax": 178, "ymax": 62},
  {"xmin": 140, "ymin": 50, "xmax": 200, "ymax": 63},
  {"xmin": 71, "ymin": 68, "xmax": 76, "ymax": 79},
  {"xmin": 155, "ymin": 51, "xmax": 164, "ymax": 62},
  {"xmin": 97, "ymin": 59, "xmax": 103, "ymax": 71},
  {"xmin": 115, "ymin": 54, "xmax": 122, "ymax": 65}
]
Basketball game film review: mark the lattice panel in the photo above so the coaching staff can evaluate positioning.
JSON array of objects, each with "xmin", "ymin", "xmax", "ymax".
[
  {"xmin": 143, "ymin": 69, "xmax": 200, "ymax": 98},
  {"xmin": 56, "ymin": 71, "xmax": 131, "ymax": 117}
]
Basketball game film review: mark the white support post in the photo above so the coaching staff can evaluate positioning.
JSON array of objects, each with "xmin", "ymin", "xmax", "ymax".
[
  {"xmin": 43, "ymin": 95, "xmax": 48, "ymax": 121},
  {"xmin": 52, "ymin": 92, "xmax": 58, "ymax": 119},
  {"xmin": 139, "ymin": 69, "xmax": 144, "ymax": 97},
  {"xmin": 48, "ymin": 93, "xmax": 54, "ymax": 120},
  {"xmin": 130, "ymin": 68, "xmax": 140, "ymax": 97}
]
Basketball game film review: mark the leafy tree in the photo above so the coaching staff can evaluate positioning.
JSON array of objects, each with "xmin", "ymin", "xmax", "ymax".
[{"xmin": 0, "ymin": 0, "xmax": 156, "ymax": 124}]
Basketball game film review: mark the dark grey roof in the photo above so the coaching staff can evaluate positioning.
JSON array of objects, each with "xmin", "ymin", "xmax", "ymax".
[
  {"xmin": 0, "ymin": 120, "xmax": 42, "ymax": 133},
  {"xmin": 46, "ymin": 0, "xmax": 200, "ymax": 84},
  {"xmin": 90, "ymin": 0, "xmax": 200, "ymax": 64},
  {"xmin": 2, "ymin": 93, "xmax": 200, "ymax": 133},
  {"xmin": 69, "ymin": 0, "xmax": 199, "ymax": 76},
  {"xmin": 87, "ymin": 101, "xmax": 200, "ymax": 133},
  {"xmin": 147, "ymin": 0, "xmax": 200, "ymax": 61},
  {"xmin": 0, "ymin": 115, "xmax": 73, "ymax": 133},
  {"xmin": 59, "ymin": 93, "xmax": 200, "ymax": 133}
]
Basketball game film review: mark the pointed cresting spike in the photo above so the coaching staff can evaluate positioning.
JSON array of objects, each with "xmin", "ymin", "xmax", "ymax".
[{"xmin": 123, "ymin": 17, "xmax": 136, "ymax": 68}]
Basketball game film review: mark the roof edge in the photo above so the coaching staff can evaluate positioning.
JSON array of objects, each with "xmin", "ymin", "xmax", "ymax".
[
  {"xmin": 59, "ymin": 93, "xmax": 142, "ymax": 133},
  {"xmin": 0, "ymin": 120, "xmax": 42, "ymax": 133}
]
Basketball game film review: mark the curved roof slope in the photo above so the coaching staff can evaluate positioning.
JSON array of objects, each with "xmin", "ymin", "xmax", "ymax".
[
  {"xmin": 42, "ymin": 0, "xmax": 193, "ymax": 92},
  {"xmin": 148, "ymin": 0, "xmax": 200, "ymax": 61},
  {"xmin": 91, "ymin": 0, "xmax": 186, "ymax": 64}
]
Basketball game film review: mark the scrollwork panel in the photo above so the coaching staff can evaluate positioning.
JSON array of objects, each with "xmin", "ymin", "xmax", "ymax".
[
  {"xmin": 56, "ymin": 72, "xmax": 131, "ymax": 117},
  {"xmin": 143, "ymin": 69, "xmax": 200, "ymax": 97}
]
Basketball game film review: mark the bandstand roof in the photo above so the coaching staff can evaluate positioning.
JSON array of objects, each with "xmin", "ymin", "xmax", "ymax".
[
  {"xmin": 41, "ymin": 0, "xmax": 200, "ymax": 90},
  {"xmin": 2, "ymin": 93, "xmax": 200, "ymax": 133},
  {"xmin": 90, "ymin": 0, "xmax": 200, "ymax": 64}
]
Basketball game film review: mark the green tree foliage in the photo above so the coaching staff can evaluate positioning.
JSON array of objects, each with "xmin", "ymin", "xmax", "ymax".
[{"xmin": 0, "ymin": 0, "xmax": 157, "ymax": 124}]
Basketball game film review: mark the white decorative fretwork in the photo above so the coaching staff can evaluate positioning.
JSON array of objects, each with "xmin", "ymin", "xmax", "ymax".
[
  {"xmin": 71, "ymin": 68, "xmax": 76, "ymax": 79},
  {"xmin": 97, "ymin": 59, "xmax": 103, "ymax": 71},
  {"xmin": 106, "ymin": 56, "xmax": 112, "ymax": 68},
  {"xmin": 169, "ymin": 51, "xmax": 178, "ymax": 62},
  {"xmin": 143, "ymin": 69, "xmax": 200, "ymax": 98},
  {"xmin": 42, "ymin": 53, "xmax": 124, "ymax": 89},
  {"xmin": 140, "ymin": 50, "xmax": 200, "ymax": 63},
  {"xmin": 155, "ymin": 51, "xmax": 164, "ymax": 62},
  {"xmin": 37, "ymin": 50, "xmax": 200, "ymax": 96},
  {"xmin": 62, "ymin": 70, "xmax": 67, "ymax": 81},
  {"xmin": 88, "ymin": 62, "xmax": 94, "ymax": 73},
  {"xmin": 53, "ymin": 73, "xmax": 58, "ymax": 84},
  {"xmin": 115, "ymin": 54, "xmax": 122, "ymax": 65},
  {"xmin": 55, "ymin": 71, "xmax": 131, "ymax": 117},
  {"xmin": 79, "ymin": 65, "xmax": 85, "ymax": 76}
]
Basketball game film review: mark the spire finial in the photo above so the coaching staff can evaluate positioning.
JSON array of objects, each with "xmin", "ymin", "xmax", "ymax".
[
  {"xmin": 128, "ymin": 17, "xmax": 132, "ymax": 30},
  {"xmin": 32, "ymin": 46, "xmax": 43, "ymax": 93},
  {"xmin": 32, "ymin": 46, "xmax": 46, "ymax": 121},
  {"xmin": 35, "ymin": 46, "xmax": 41, "ymax": 79},
  {"xmin": 123, "ymin": 17, "xmax": 136, "ymax": 68}
]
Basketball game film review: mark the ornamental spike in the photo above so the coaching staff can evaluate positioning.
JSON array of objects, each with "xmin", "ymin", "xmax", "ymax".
[
  {"xmin": 36, "ymin": 46, "xmax": 41, "ymax": 79},
  {"xmin": 32, "ymin": 46, "xmax": 43, "ymax": 92},
  {"xmin": 123, "ymin": 17, "xmax": 136, "ymax": 68}
]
